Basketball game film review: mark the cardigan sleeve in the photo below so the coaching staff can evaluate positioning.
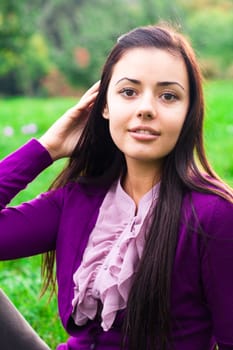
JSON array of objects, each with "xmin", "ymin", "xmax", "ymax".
[
  {"xmin": 0, "ymin": 139, "xmax": 63, "ymax": 259},
  {"xmin": 201, "ymin": 195, "xmax": 233, "ymax": 349}
]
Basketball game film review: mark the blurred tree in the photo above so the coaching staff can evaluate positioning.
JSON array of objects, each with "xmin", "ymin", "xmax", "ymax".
[
  {"xmin": 37, "ymin": 0, "xmax": 87, "ymax": 87},
  {"xmin": 138, "ymin": 0, "xmax": 183, "ymax": 25},
  {"xmin": 0, "ymin": 0, "xmax": 30, "ymax": 94},
  {"xmin": 179, "ymin": 0, "xmax": 233, "ymax": 11},
  {"xmin": 188, "ymin": 10, "xmax": 233, "ymax": 63},
  {"xmin": 181, "ymin": 1, "xmax": 233, "ymax": 78},
  {"xmin": 0, "ymin": 0, "xmax": 51, "ymax": 95},
  {"xmin": 68, "ymin": 0, "xmax": 140, "ymax": 86},
  {"xmin": 0, "ymin": 0, "xmax": 232, "ymax": 95},
  {"xmin": 40, "ymin": 0, "xmax": 185, "ymax": 88}
]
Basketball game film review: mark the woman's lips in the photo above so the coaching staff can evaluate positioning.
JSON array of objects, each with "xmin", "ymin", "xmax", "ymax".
[{"xmin": 128, "ymin": 126, "xmax": 161, "ymax": 140}]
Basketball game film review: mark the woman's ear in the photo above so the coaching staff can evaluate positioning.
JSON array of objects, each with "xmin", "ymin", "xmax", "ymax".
[{"xmin": 102, "ymin": 105, "xmax": 109, "ymax": 119}]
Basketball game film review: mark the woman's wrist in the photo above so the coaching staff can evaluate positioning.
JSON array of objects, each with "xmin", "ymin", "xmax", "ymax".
[{"xmin": 38, "ymin": 137, "xmax": 61, "ymax": 161}]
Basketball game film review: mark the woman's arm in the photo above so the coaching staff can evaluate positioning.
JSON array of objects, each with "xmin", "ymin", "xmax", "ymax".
[
  {"xmin": 0, "ymin": 139, "xmax": 52, "ymax": 209},
  {"xmin": 0, "ymin": 81, "xmax": 100, "ymax": 259},
  {"xmin": 201, "ymin": 196, "xmax": 233, "ymax": 348},
  {"xmin": 0, "ymin": 139, "xmax": 62, "ymax": 259}
]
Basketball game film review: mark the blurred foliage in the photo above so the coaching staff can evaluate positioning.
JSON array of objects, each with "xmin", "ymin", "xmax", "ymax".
[
  {"xmin": 0, "ymin": 0, "xmax": 232, "ymax": 96},
  {"xmin": 44, "ymin": 0, "xmax": 186, "ymax": 86},
  {"xmin": 0, "ymin": 0, "xmax": 51, "ymax": 95},
  {"xmin": 185, "ymin": 7, "xmax": 233, "ymax": 69}
]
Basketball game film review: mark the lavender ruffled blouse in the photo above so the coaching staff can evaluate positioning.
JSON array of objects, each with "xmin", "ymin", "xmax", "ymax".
[{"xmin": 72, "ymin": 179, "xmax": 160, "ymax": 331}]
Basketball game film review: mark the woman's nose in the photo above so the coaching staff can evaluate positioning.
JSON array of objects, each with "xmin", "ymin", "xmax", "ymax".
[
  {"xmin": 136, "ymin": 95, "xmax": 156, "ymax": 120},
  {"xmin": 137, "ymin": 111, "xmax": 154, "ymax": 119}
]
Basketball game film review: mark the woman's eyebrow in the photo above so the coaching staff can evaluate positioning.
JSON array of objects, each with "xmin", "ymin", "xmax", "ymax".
[
  {"xmin": 115, "ymin": 77, "xmax": 140, "ymax": 85},
  {"xmin": 157, "ymin": 81, "xmax": 185, "ymax": 90},
  {"xmin": 115, "ymin": 77, "xmax": 185, "ymax": 91}
]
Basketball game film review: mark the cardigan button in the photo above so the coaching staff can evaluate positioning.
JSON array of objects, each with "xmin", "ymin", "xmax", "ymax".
[
  {"xmin": 90, "ymin": 343, "xmax": 96, "ymax": 349},
  {"xmin": 94, "ymin": 289, "xmax": 100, "ymax": 297}
]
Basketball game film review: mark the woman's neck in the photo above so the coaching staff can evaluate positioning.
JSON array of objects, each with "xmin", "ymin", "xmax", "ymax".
[{"xmin": 122, "ymin": 160, "xmax": 161, "ymax": 207}]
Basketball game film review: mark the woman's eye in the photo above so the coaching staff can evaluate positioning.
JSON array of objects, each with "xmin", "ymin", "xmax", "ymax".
[
  {"xmin": 161, "ymin": 93, "xmax": 177, "ymax": 102},
  {"xmin": 120, "ymin": 88, "xmax": 136, "ymax": 97}
]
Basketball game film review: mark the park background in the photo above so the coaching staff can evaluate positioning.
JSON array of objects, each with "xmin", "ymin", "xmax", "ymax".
[{"xmin": 0, "ymin": 0, "xmax": 232, "ymax": 348}]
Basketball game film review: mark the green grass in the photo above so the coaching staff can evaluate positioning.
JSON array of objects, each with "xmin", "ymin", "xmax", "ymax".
[
  {"xmin": 0, "ymin": 80, "xmax": 232, "ymax": 349},
  {"xmin": 203, "ymin": 80, "xmax": 233, "ymax": 184}
]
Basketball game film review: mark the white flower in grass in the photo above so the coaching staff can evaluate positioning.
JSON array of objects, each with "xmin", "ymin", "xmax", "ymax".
[
  {"xmin": 3, "ymin": 126, "xmax": 14, "ymax": 137},
  {"xmin": 21, "ymin": 123, "xmax": 38, "ymax": 135},
  {"xmin": 226, "ymin": 125, "xmax": 233, "ymax": 134}
]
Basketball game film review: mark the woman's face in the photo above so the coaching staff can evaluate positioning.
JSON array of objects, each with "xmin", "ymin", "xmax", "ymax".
[{"xmin": 103, "ymin": 47, "xmax": 190, "ymax": 171}]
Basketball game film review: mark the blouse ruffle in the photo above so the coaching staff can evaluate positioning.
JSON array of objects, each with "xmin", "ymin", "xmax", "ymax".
[{"xmin": 72, "ymin": 179, "xmax": 159, "ymax": 331}]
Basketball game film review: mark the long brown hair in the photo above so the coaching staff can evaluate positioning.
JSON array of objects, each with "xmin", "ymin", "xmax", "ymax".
[{"xmin": 41, "ymin": 23, "xmax": 233, "ymax": 349}]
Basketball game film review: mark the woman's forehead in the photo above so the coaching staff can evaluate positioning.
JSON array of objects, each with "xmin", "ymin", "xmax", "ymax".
[{"xmin": 109, "ymin": 47, "xmax": 189, "ymax": 90}]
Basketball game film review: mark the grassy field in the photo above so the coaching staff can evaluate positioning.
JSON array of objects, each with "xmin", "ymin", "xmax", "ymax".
[
  {"xmin": 0, "ymin": 80, "xmax": 232, "ymax": 349},
  {"xmin": 203, "ymin": 80, "xmax": 233, "ymax": 183}
]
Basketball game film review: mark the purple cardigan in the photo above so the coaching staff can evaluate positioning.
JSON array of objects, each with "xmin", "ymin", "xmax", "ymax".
[{"xmin": 0, "ymin": 139, "xmax": 233, "ymax": 350}]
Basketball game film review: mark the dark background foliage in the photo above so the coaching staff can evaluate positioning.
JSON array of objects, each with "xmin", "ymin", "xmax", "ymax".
[{"xmin": 0, "ymin": 0, "xmax": 232, "ymax": 95}]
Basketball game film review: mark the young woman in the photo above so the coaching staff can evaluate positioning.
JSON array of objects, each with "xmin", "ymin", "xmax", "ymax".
[{"xmin": 0, "ymin": 23, "xmax": 232, "ymax": 350}]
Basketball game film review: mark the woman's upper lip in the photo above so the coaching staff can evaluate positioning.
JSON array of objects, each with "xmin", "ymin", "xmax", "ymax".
[{"xmin": 128, "ymin": 126, "xmax": 161, "ymax": 135}]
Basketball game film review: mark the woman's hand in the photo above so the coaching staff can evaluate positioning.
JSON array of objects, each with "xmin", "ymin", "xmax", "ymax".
[{"xmin": 39, "ymin": 81, "xmax": 100, "ymax": 160}]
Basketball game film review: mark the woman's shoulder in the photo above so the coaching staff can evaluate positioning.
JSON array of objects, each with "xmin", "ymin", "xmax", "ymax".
[
  {"xmin": 64, "ymin": 179, "xmax": 110, "ymax": 197},
  {"xmin": 43, "ymin": 179, "xmax": 109, "ymax": 210},
  {"xmin": 186, "ymin": 187, "xmax": 231, "ymax": 204},
  {"xmin": 182, "ymin": 188, "xmax": 233, "ymax": 237},
  {"xmin": 48, "ymin": 180, "xmax": 110, "ymax": 209},
  {"xmin": 183, "ymin": 187, "xmax": 233, "ymax": 215}
]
